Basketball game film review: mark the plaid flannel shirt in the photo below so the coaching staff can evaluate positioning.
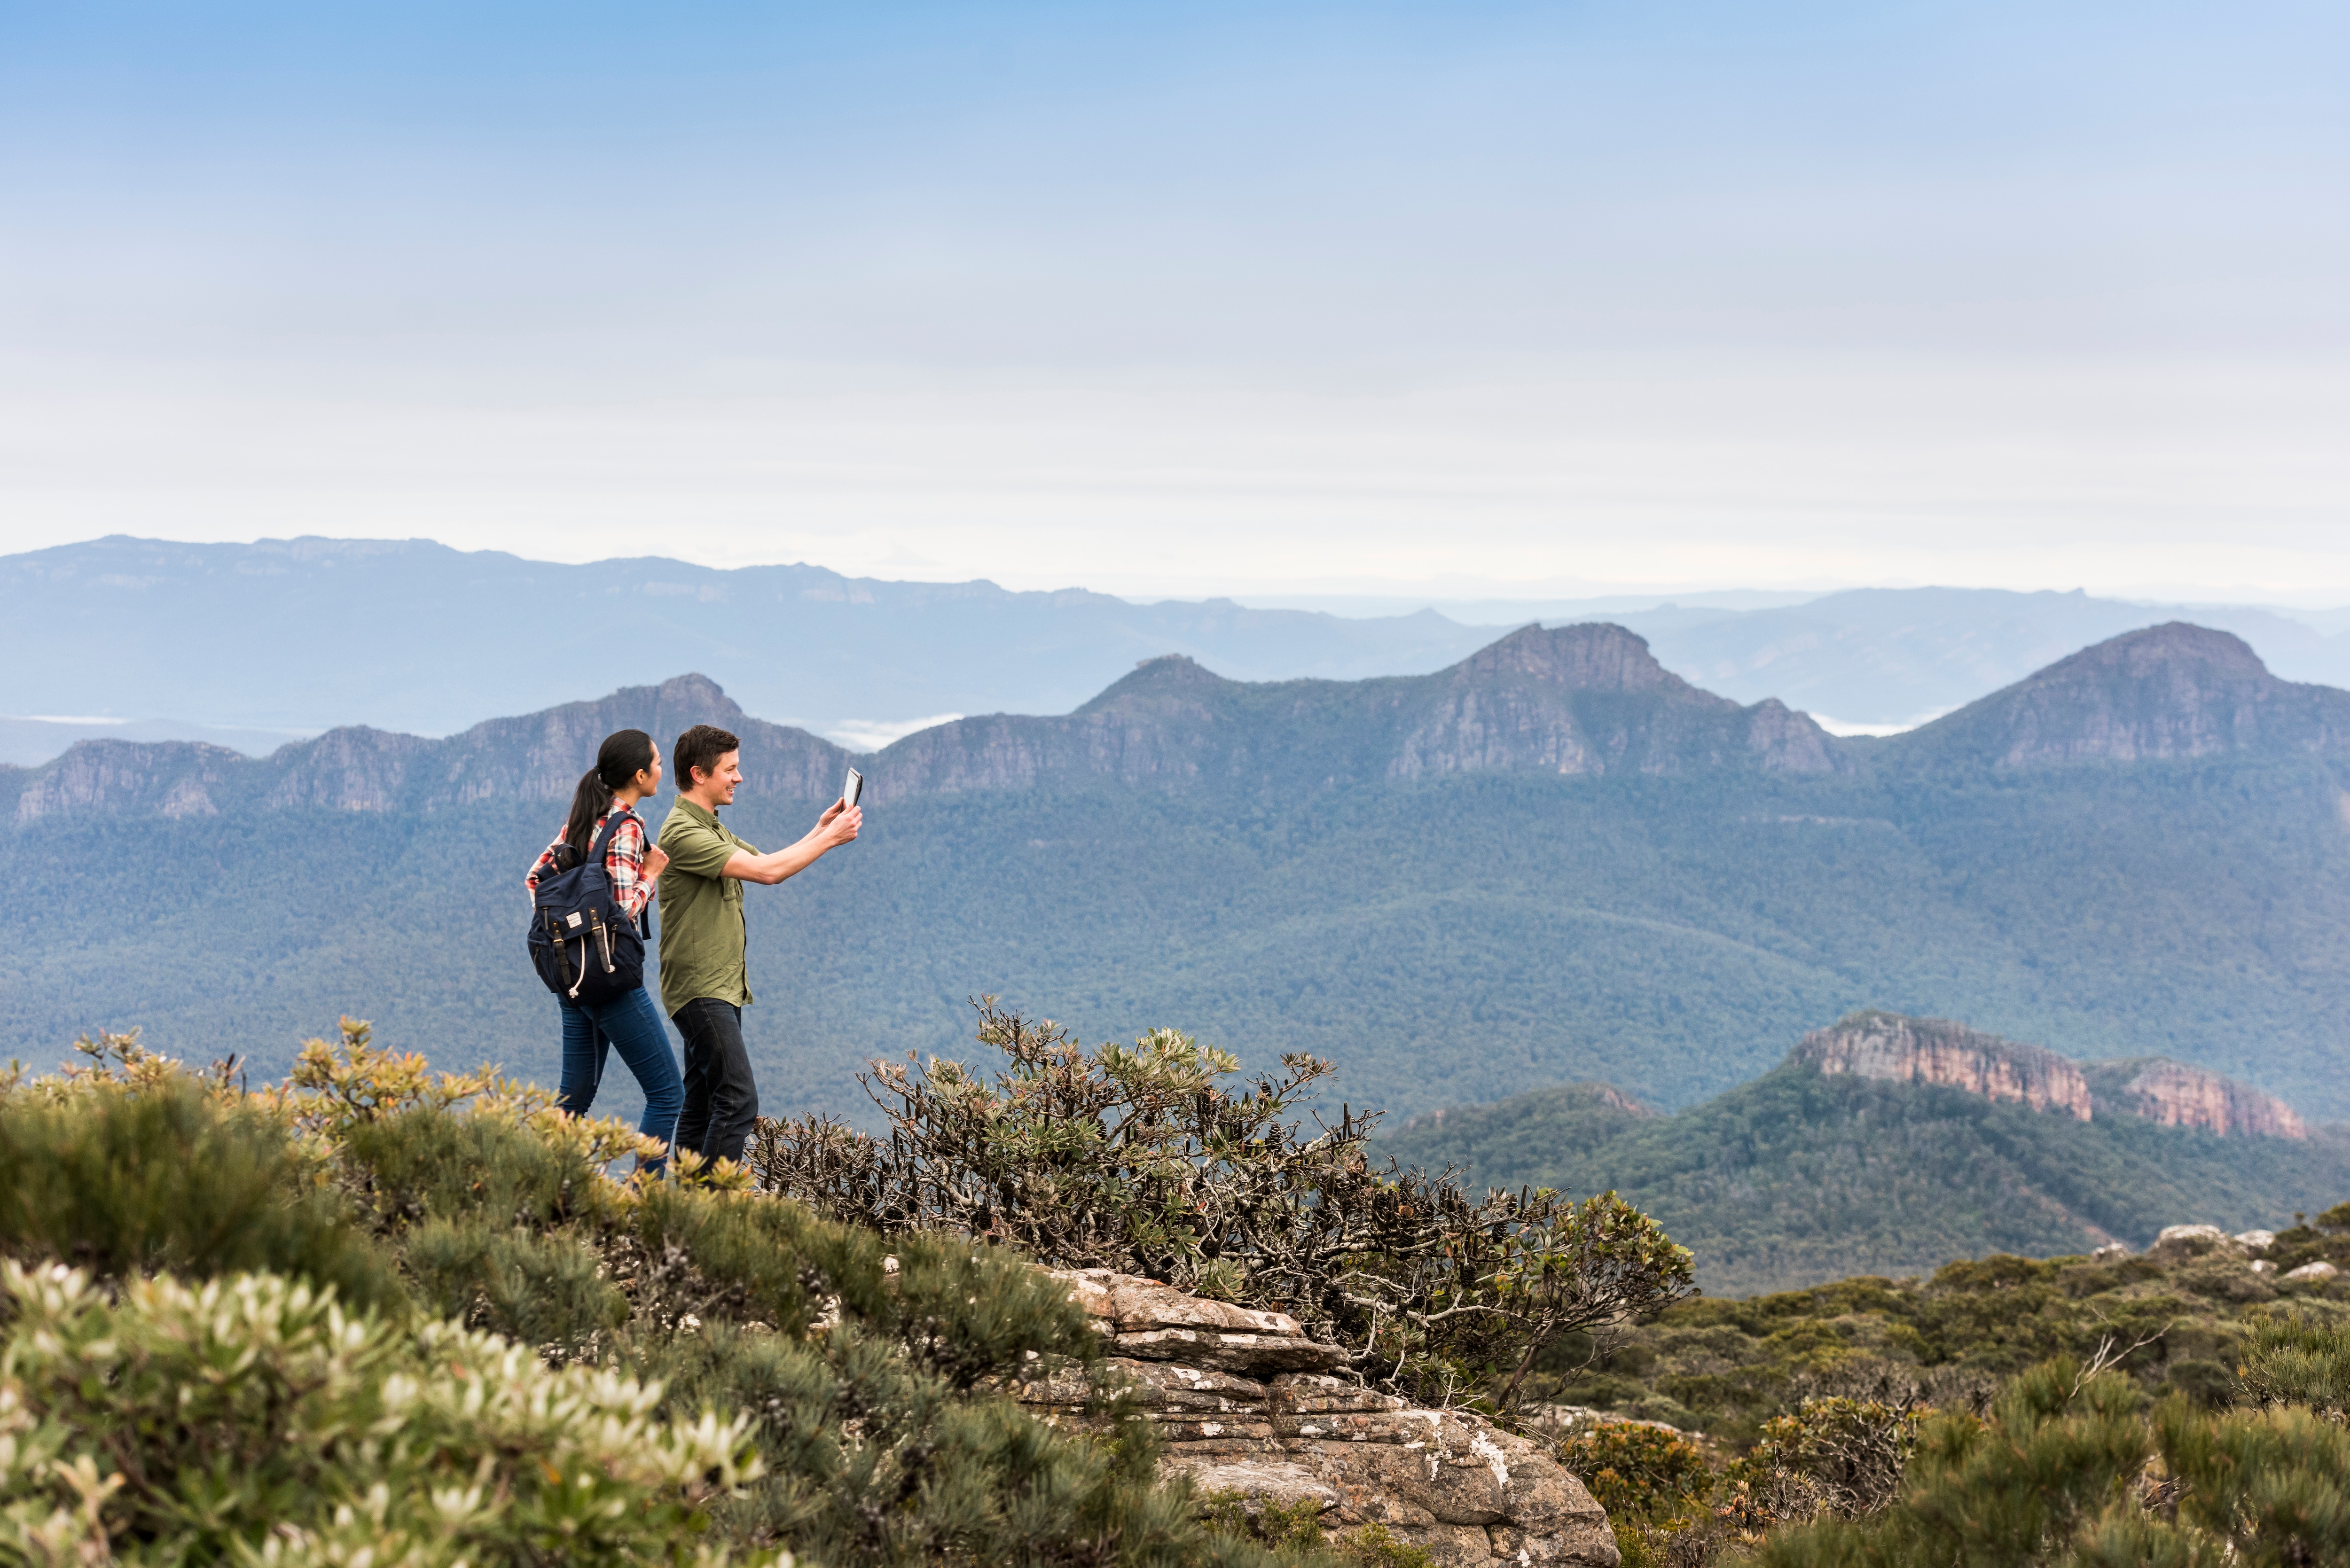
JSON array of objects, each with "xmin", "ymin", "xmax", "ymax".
[{"xmin": 526, "ymin": 808, "xmax": 654, "ymax": 921}]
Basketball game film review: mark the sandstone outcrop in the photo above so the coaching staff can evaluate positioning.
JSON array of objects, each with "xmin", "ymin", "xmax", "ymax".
[
  {"xmin": 1020, "ymin": 1269, "xmax": 1620, "ymax": 1568},
  {"xmin": 2086, "ymin": 1060, "xmax": 2307, "ymax": 1140},
  {"xmin": 1794, "ymin": 1013, "xmax": 2092, "ymax": 1120},
  {"xmin": 1793, "ymin": 1013, "xmax": 2311, "ymax": 1142},
  {"xmin": 2152, "ymin": 1224, "xmax": 2234, "ymax": 1256}
]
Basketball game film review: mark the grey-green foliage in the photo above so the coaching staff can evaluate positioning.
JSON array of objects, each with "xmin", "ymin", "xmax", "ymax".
[
  {"xmin": 0, "ymin": 1061, "xmax": 398, "ymax": 1312},
  {"xmin": 1379, "ymin": 1061, "xmax": 2350, "ymax": 1296},
  {"xmin": 0, "ymin": 1030, "xmax": 1292, "ymax": 1568},
  {"xmin": 752, "ymin": 1001, "xmax": 1695, "ymax": 1414},
  {"xmin": 0, "ymin": 1263, "xmax": 784, "ymax": 1568},
  {"xmin": 2235, "ymin": 1309, "xmax": 2350, "ymax": 1415},
  {"xmin": 1753, "ymin": 1325, "xmax": 2350, "ymax": 1567}
]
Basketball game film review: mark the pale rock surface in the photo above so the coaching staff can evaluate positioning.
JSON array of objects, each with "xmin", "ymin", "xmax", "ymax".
[
  {"xmin": 1026, "ymin": 1269, "xmax": 1620, "ymax": 1568},
  {"xmin": 2100, "ymin": 1063, "xmax": 2307, "ymax": 1140},
  {"xmin": 2235, "ymin": 1230, "xmax": 2278, "ymax": 1251},
  {"xmin": 2153, "ymin": 1224, "xmax": 2234, "ymax": 1253},
  {"xmin": 2283, "ymin": 1260, "xmax": 2342, "ymax": 1283},
  {"xmin": 1794, "ymin": 1014, "xmax": 2092, "ymax": 1121}
]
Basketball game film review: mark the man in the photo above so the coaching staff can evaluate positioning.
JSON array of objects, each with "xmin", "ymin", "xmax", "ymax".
[{"xmin": 657, "ymin": 722, "xmax": 861, "ymax": 1170}]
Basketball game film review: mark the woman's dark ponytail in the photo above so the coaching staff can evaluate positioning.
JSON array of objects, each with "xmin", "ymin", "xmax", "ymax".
[
  {"xmin": 563, "ymin": 729, "xmax": 657, "ymax": 858},
  {"xmin": 563, "ymin": 768, "xmax": 614, "ymax": 859}
]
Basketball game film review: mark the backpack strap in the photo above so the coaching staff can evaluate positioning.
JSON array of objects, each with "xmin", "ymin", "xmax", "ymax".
[{"xmin": 584, "ymin": 804, "xmax": 640, "ymax": 872}]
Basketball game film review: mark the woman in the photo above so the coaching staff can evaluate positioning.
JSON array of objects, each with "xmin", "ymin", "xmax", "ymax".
[{"xmin": 525, "ymin": 729, "xmax": 684, "ymax": 1176}]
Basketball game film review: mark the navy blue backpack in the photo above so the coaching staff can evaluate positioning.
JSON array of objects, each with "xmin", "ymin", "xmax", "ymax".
[{"xmin": 526, "ymin": 809, "xmax": 649, "ymax": 1004}]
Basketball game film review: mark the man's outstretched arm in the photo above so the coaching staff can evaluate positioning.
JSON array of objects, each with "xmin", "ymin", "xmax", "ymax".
[{"xmin": 721, "ymin": 800, "xmax": 862, "ymax": 886}]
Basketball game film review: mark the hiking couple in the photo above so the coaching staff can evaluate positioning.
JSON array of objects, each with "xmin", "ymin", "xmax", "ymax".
[{"xmin": 525, "ymin": 724, "xmax": 862, "ymax": 1175}]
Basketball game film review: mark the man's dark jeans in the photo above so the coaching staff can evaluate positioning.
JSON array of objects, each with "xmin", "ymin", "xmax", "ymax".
[{"xmin": 671, "ymin": 998, "xmax": 759, "ymax": 1170}]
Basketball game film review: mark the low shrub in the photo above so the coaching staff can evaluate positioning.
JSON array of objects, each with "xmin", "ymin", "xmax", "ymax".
[
  {"xmin": 1727, "ymin": 1394, "xmax": 1927, "ymax": 1523},
  {"xmin": 1753, "ymin": 1342, "xmax": 2350, "ymax": 1568},
  {"xmin": 1558, "ymin": 1422, "xmax": 1716, "ymax": 1524},
  {"xmin": 2235, "ymin": 1306, "xmax": 2350, "ymax": 1415},
  {"xmin": 0, "ymin": 1024, "xmax": 1301, "ymax": 1568},
  {"xmin": 752, "ymin": 999, "xmax": 1696, "ymax": 1413},
  {"xmin": 0, "ymin": 1060, "xmax": 395, "ymax": 1311},
  {"xmin": 0, "ymin": 1261, "xmax": 781, "ymax": 1568}
]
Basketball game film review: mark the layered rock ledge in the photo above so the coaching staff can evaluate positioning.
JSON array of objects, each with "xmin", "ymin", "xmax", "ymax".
[{"xmin": 1018, "ymin": 1269, "xmax": 1619, "ymax": 1568}]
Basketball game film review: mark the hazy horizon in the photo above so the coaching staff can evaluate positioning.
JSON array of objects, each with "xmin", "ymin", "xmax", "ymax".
[
  {"xmin": 12, "ymin": 530, "xmax": 2350, "ymax": 618},
  {"xmin": 5, "ymin": 2, "xmax": 2346, "ymax": 599}
]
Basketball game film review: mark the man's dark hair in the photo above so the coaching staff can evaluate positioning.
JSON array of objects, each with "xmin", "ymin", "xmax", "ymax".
[{"xmin": 674, "ymin": 724, "xmax": 742, "ymax": 788}]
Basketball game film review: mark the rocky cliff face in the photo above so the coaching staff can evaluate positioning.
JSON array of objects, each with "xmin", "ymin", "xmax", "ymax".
[
  {"xmin": 1796, "ymin": 1012, "xmax": 2309, "ymax": 1140},
  {"xmin": 877, "ymin": 623, "xmax": 1843, "ymax": 799},
  {"xmin": 1388, "ymin": 624, "xmax": 1840, "ymax": 780},
  {"xmin": 2084, "ymin": 1059, "xmax": 2308, "ymax": 1140},
  {"xmin": 26, "ymin": 616, "xmax": 2341, "ymax": 820},
  {"xmin": 1019, "ymin": 1269, "xmax": 1619, "ymax": 1568},
  {"xmin": 1793, "ymin": 1012, "xmax": 2094, "ymax": 1120},
  {"xmin": 8, "ymin": 673, "xmax": 852, "ymax": 821},
  {"xmin": 13, "ymin": 740, "xmax": 248, "ymax": 824},
  {"xmin": 4, "ymin": 624, "xmax": 1845, "ymax": 822},
  {"xmin": 1889, "ymin": 623, "xmax": 2350, "ymax": 768}
]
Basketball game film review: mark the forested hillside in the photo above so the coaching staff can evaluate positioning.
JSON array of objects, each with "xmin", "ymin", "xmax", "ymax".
[
  {"xmin": 5, "ymin": 622, "xmax": 2349, "ymax": 1136},
  {"xmin": 1379, "ymin": 1013, "xmax": 2350, "ymax": 1295}
]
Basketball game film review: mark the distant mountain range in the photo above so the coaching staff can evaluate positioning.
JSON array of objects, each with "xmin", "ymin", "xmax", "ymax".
[
  {"xmin": 5, "ymin": 619, "xmax": 2349, "ymax": 1142},
  {"xmin": 7, "ymin": 538, "xmax": 2350, "ymax": 764},
  {"xmin": 0, "ymin": 536, "xmax": 1507, "ymax": 749},
  {"xmin": 1600, "ymin": 587, "xmax": 2350, "ymax": 733},
  {"xmin": 1376, "ymin": 1011, "xmax": 2350, "ymax": 1295}
]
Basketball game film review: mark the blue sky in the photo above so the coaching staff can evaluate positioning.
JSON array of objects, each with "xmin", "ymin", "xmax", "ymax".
[{"xmin": 2, "ymin": 1, "xmax": 2345, "ymax": 599}]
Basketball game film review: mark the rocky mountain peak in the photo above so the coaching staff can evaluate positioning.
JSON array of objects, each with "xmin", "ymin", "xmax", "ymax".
[
  {"xmin": 1075, "ymin": 652, "xmax": 1233, "ymax": 720},
  {"xmin": 1897, "ymin": 622, "xmax": 2350, "ymax": 767},
  {"xmin": 1391, "ymin": 622, "xmax": 1838, "ymax": 779},
  {"xmin": 1794, "ymin": 1012, "xmax": 2093, "ymax": 1120},
  {"xmin": 1457, "ymin": 622, "xmax": 1697, "ymax": 696},
  {"xmin": 1130, "ymin": 653, "xmax": 1210, "ymax": 678},
  {"xmin": 2063, "ymin": 622, "xmax": 2271, "ymax": 679}
]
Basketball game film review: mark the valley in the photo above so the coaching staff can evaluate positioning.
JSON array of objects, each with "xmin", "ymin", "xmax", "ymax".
[
  {"xmin": 1378, "ymin": 1012, "xmax": 2350, "ymax": 1295},
  {"xmin": 4, "ymin": 620, "xmax": 2347, "ymax": 1158}
]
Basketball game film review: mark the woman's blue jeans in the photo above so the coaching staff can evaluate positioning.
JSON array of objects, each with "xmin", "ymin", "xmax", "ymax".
[{"xmin": 557, "ymin": 985, "xmax": 684, "ymax": 1176}]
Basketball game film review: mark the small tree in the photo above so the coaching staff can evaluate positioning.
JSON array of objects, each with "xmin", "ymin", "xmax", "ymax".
[{"xmin": 750, "ymin": 999, "xmax": 1695, "ymax": 1412}]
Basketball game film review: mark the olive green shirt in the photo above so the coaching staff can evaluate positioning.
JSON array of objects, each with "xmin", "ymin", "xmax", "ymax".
[{"xmin": 655, "ymin": 798, "xmax": 759, "ymax": 1016}]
